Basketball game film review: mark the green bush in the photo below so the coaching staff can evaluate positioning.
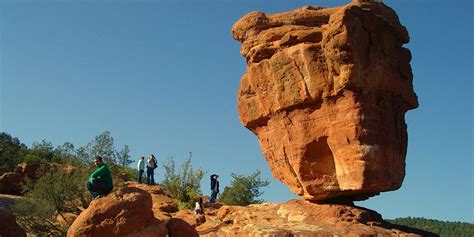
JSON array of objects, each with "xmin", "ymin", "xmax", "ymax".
[
  {"xmin": 13, "ymin": 166, "xmax": 91, "ymax": 234},
  {"xmin": 161, "ymin": 154, "xmax": 204, "ymax": 209},
  {"xmin": 219, "ymin": 170, "xmax": 270, "ymax": 206}
]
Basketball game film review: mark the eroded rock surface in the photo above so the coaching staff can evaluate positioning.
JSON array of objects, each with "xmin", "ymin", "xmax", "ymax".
[
  {"xmin": 197, "ymin": 200, "xmax": 435, "ymax": 236},
  {"xmin": 234, "ymin": 0, "xmax": 418, "ymax": 201},
  {"xmin": 67, "ymin": 186, "xmax": 168, "ymax": 237}
]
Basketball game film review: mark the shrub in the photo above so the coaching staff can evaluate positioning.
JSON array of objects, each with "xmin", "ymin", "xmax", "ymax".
[
  {"xmin": 161, "ymin": 154, "xmax": 204, "ymax": 209},
  {"xmin": 219, "ymin": 170, "xmax": 270, "ymax": 206},
  {"xmin": 13, "ymin": 166, "xmax": 91, "ymax": 234}
]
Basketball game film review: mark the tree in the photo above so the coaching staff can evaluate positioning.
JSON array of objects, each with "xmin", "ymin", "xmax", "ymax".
[
  {"xmin": 161, "ymin": 152, "xmax": 204, "ymax": 209},
  {"xmin": 24, "ymin": 139, "xmax": 55, "ymax": 164},
  {"xmin": 117, "ymin": 145, "xmax": 133, "ymax": 168},
  {"xmin": 91, "ymin": 131, "xmax": 116, "ymax": 163},
  {"xmin": 53, "ymin": 142, "xmax": 76, "ymax": 164},
  {"xmin": 0, "ymin": 132, "xmax": 27, "ymax": 174},
  {"xmin": 219, "ymin": 170, "xmax": 270, "ymax": 206}
]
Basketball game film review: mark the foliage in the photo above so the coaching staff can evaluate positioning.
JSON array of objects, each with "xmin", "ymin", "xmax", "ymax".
[
  {"xmin": 0, "ymin": 132, "xmax": 27, "ymax": 174},
  {"xmin": 218, "ymin": 170, "xmax": 270, "ymax": 206},
  {"xmin": 117, "ymin": 145, "xmax": 134, "ymax": 168},
  {"xmin": 161, "ymin": 153, "xmax": 204, "ymax": 209},
  {"xmin": 91, "ymin": 131, "xmax": 116, "ymax": 164},
  {"xmin": 388, "ymin": 217, "xmax": 474, "ymax": 237},
  {"xmin": 13, "ymin": 166, "xmax": 91, "ymax": 234},
  {"xmin": 109, "ymin": 162, "xmax": 139, "ymax": 183}
]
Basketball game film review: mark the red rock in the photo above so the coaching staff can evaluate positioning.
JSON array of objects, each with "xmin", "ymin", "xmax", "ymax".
[
  {"xmin": 0, "ymin": 208, "xmax": 27, "ymax": 237},
  {"xmin": 233, "ymin": 0, "xmax": 418, "ymax": 201},
  {"xmin": 198, "ymin": 200, "xmax": 434, "ymax": 236},
  {"xmin": 67, "ymin": 186, "xmax": 167, "ymax": 237},
  {"xmin": 0, "ymin": 173, "xmax": 25, "ymax": 195},
  {"xmin": 15, "ymin": 163, "xmax": 41, "ymax": 180},
  {"xmin": 167, "ymin": 217, "xmax": 199, "ymax": 237},
  {"xmin": 56, "ymin": 212, "xmax": 79, "ymax": 227}
]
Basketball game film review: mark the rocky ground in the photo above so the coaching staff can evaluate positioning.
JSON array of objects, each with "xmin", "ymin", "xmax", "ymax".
[{"xmin": 66, "ymin": 182, "xmax": 436, "ymax": 237}]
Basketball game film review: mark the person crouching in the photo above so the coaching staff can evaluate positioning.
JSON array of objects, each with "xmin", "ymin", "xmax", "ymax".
[{"xmin": 86, "ymin": 156, "xmax": 113, "ymax": 199}]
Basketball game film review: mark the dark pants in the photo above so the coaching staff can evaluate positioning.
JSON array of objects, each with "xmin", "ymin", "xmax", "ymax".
[
  {"xmin": 209, "ymin": 191, "xmax": 218, "ymax": 203},
  {"xmin": 137, "ymin": 169, "xmax": 144, "ymax": 183},
  {"xmin": 146, "ymin": 167, "xmax": 155, "ymax": 185},
  {"xmin": 86, "ymin": 179, "xmax": 111, "ymax": 198}
]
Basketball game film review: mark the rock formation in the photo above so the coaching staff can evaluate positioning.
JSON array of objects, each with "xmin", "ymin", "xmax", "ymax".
[
  {"xmin": 233, "ymin": 0, "xmax": 418, "ymax": 201},
  {"xmin": 66, "ymin": 182, "xmax": 434, "ymax": 236},
  {"xmin": 0, "ymin": 207, "xmax": 27, "ymax": 237},
  {"xmin": 67, "ymin": 186, "xmax": 168, "ymax": 237},
  {"xmin": 67, "ymin": 183, "xmax": 201, "ymax": 237},
  {"xmin": 196, "ymin": 200, "xmax": 435, "ymax": 236}
]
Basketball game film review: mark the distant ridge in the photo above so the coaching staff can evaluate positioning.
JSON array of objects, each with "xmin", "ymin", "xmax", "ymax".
[{"xmin": 388, "ymin": 217, "xmax": 474, "ymax": 237}]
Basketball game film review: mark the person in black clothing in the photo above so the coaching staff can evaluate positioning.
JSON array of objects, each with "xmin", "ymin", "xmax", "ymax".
[{"xmin": 209, "ymin": 174, "xmax": 219, "ymax": 203}]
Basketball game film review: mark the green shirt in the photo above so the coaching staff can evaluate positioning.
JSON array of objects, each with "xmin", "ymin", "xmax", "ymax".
[{"xmin": 89, "ymin": 163, "xmax": 113, "ymax": 191}]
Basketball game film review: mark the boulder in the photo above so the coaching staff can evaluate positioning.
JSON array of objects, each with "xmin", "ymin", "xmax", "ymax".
[
  {"xmin": 15, "ymin": 163, "xmax": 41, "ymax": 180},
  {"xmin": 233, "ymin": 0, "xmax": 418, "ymax": 201},
  {"xmin": 67, "ymin": 186, "xmax": 167, "ymax": 237},
  {"xmin": 197, "ymin": 200, "xmax": 435, "ymax": 236},
  {"xmin": 0, "ymin": 208, "xmax": 27, "ymax": 237},
  {"xmin": 0, "ymin": 173, "xmax": 25, "ymax": 195}
]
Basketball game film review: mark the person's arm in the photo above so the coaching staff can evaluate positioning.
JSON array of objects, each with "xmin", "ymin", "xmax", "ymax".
[{"xmin": 90, "ymin": 165, "xmax": 107, "ymax": 180}]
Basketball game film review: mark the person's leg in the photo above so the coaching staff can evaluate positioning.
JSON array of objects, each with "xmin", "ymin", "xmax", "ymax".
[
  {"xmin": 87, "ymin": 180, "xmax": 99, "ymax": 198},
  {"xmin": 209, "ymin": 191, "xmax": 217, "ymax": 203},
  {"xmin": 146, "ymin": 168, "xmax": 152, "ymax": 185},
  {"xmin": 92, "ymin": 179, "xmax": 109, "ymax": 196},
  {"xmin": 151, "ymin": 170, "xmax": 155, "ymax": 185},
  {"xmin": 138, "ymin": 169, "xmax": 143, "ymax": 183}
]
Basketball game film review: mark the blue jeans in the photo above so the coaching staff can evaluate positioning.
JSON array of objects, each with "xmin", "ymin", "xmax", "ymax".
[
  {"xmin": 137, "ymin": 169, "xmax": 144, "ymax": 183},
  {"xmin": 209, "ymin": 191, "xmax": 219, "ymax": 203},
  {"xmin": 86, "ymin": 179, "xmax": 111, "ymax": 198},
  {"xmin": 146, "ymin": 167, "xmax": 155, "ymax": 185}
]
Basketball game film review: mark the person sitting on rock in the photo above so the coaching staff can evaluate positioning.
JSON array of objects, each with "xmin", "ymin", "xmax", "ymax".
[
  {"xmin": 194, "ymin": 197, "xmax": 204, "ymax": 215},
  {"xmin": 86, "ymin": 156, "xmax": 113, "ymax": 198}
]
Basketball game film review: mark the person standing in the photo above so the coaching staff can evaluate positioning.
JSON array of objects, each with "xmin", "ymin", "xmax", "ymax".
[
  {"xmin": 146, "ymin": 154, "xmax": 157, "ymax": 185},
  {"xmin": 86, "ymin": 156, "xmax": 113, "ymax": 198},
  {"xmin": 209, "ymin": 174, "xmax": 219, "ymax": 203},
  {"xmin": 137, "ymin": 156, "xmax": 145, "ymax": 184}
]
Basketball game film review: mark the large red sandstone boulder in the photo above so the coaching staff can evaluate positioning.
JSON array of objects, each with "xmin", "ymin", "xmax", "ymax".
[
  {"xmin": 233, "ymin": 0, "xmax": 418, "ymax": 201},
  {"xmin": 0, "ymin": 208, "xmax": 27, "ymax": 237},
  {"xmin": 197, "ymin": 200, "xmax": 435, "ymax": 236},
  {"xmin": 15, "ymin": 163, "xmax": 41, "ymax": 180},
  {"xmin": 0, "ymin": 173, "xmax": 25, "ymax": 195},
  {"xmin": 67, "ymin": 186, "xmax": 167, "ymax": 237}
]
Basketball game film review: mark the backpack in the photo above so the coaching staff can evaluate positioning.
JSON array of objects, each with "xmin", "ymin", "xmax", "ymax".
[{"xmin": 152, "ymin": 157, "xmax": 158, "ymax": 169}]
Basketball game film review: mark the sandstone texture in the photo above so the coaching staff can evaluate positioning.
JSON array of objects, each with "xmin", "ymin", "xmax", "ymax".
[
  {"xmin": 197, "ymin": 200, "xmax": 435, "ymax": 237},
  {"xmin": 67, "ymin": 186, "xmax": 168, "ymax": 237},
  {"xmin": 0, "ymin": 207, "xmax": 27, "ymax": 237},
  {"xmin": 66, "ymin": 182, "xmax": 434, "ymax": 236},
  {"xmin": 233, "ymin": 0, "xmax": 418, "ymax": 201},
  {"xmin": 67, "ymin": 183, "xmax": 204, "ymax": 237}
]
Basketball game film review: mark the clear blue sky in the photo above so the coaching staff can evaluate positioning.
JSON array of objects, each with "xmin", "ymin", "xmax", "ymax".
[{"xmin": 0, "ymin": 0, "xmax": 472, "ymax": 222}]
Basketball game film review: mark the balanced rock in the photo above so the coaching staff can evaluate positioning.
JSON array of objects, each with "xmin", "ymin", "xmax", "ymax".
[{"xmin": 233, "ymin": 0, "xmax": 418, "ymax": 201}]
